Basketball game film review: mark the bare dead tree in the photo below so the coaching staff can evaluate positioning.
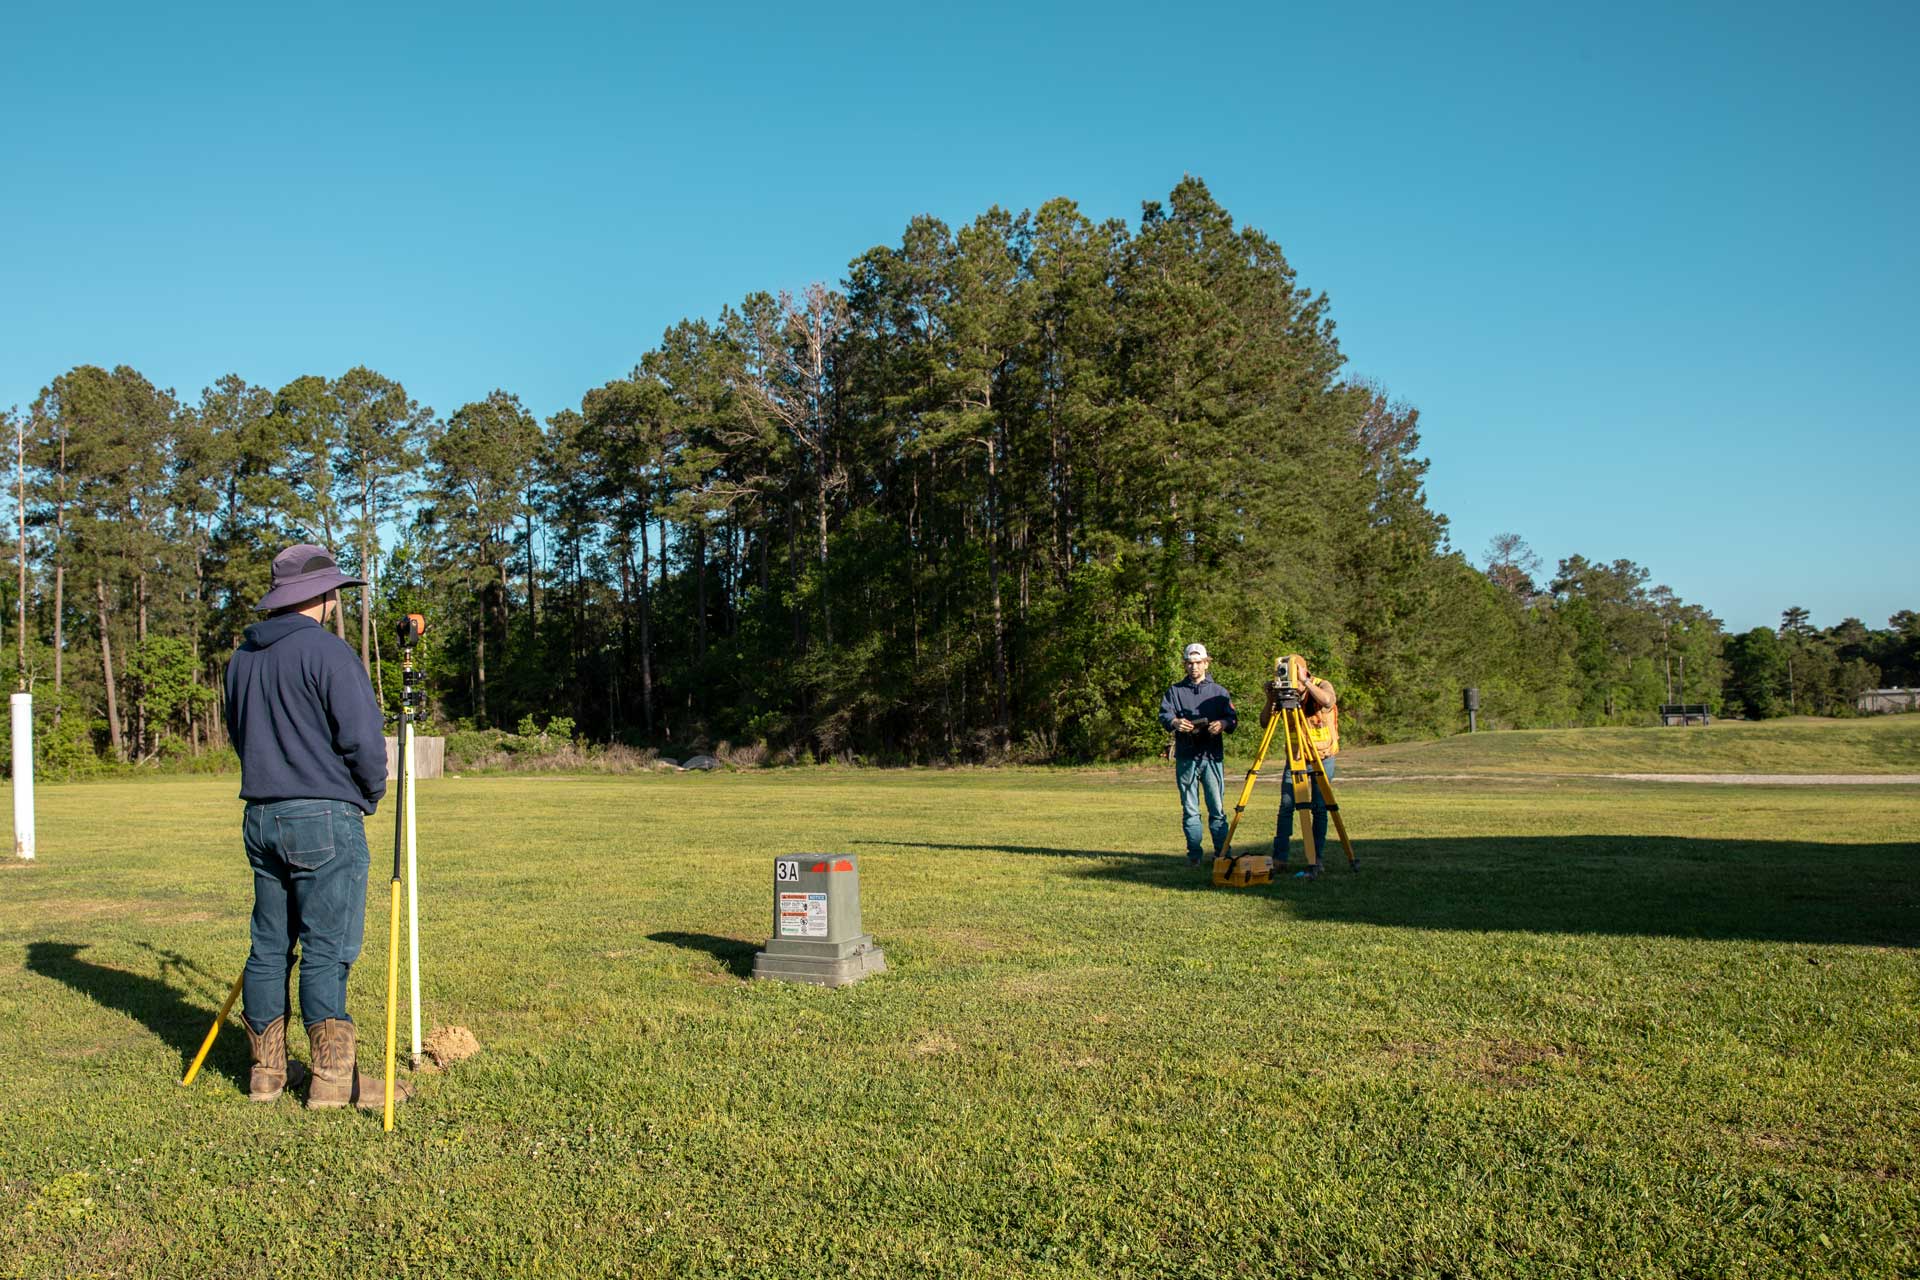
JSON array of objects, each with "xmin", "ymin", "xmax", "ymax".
[
  {"xmin": 738, "ymin": 283, "xmax": 849, "ymax": 646},
  {"xmin": 1486, "ymin": 531, "xmax": 1543, "ymax": 602}
]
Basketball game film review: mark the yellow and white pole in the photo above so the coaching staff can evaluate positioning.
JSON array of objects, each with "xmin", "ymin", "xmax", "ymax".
[
  {"xmin": 382, "ymin": 637, "xmax": 407, "ymax": 1131},
  {"xmin": 383, "ymin": 614, "xmax": 425, "ymax": 1132},
  {"xmin": 405, "ymin": 711, "xmax": 422, "ymax": 1069},
  {"xmin": 383, "ymin": 876, "xmax": 400, "ymax": 1130}
]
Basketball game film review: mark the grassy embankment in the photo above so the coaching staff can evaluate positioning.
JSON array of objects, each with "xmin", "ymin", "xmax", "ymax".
[
  {"xmin": 1338, "ymin": 713, "xmax": 1920, "ymax": 777},
  {"xmin": 0, "ymin": 717, "xmax": 1915, "ymax": 1278}
]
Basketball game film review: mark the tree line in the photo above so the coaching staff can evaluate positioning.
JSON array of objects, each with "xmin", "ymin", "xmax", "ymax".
[{"xmin": 4, "ymin": 179, "xmax": 1913, "ymax": 770}]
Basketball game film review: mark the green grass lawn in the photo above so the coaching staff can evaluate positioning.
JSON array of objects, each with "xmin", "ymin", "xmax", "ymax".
[{"xmin": 1, "ymin": 731, "xmax": 1916, "ymax": 1277}]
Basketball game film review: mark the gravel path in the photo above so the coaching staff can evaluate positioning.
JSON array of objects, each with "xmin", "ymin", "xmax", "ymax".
[{"xmin": 1601, "ymin": 773, "xmax": 1920, "ymax": 785}]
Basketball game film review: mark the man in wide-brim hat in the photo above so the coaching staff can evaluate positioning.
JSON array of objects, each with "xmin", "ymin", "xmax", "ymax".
[{"xmin": 224, "ymin": 543, "xmax": 404, "ymax": 1109}]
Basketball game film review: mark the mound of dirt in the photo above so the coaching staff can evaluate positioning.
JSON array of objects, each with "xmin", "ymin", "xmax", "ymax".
[{"xmin": 419, "ymin": 1025, "xmax": 481, "ymax": 1072}]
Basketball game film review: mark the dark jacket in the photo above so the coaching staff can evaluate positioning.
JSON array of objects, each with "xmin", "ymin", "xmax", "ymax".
[
  {"xmin": 225, "ymin": 614, "xmax": 388, "ymax": 813},
  {"xmin": 1159, "ymin": 677, "xmax": 1238, "ymax": 762}
]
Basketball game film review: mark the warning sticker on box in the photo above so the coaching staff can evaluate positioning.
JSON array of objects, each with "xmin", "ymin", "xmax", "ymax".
[{"xmin": 779, "ymin": 891, "xmax": 829, "ymax": 938}]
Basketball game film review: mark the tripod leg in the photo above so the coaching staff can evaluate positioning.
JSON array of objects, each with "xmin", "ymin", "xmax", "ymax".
[
  {"xmin": 1300, "ymin": 736, "xmax": 1356, "ymax": 869},
  {"xmin": 1284, "ymin": 709, "xmax": 1318, "ymax": 868},
  {"xmin": 1222, "ymin": 713, "xmax": 1282, "ymax": 859}
]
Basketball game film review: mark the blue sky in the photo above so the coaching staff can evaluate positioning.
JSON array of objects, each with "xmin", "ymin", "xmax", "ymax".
[{"xmin": 3, "ymin": 0, "xmax": 1913, "ymax": 634}]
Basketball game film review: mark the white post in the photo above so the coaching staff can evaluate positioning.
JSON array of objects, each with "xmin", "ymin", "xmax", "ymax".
[
  {"xmin": 11, "ymin": 692, "xmax": 33, "ymax": 860},
  {"xmin": 405, "ymin": 719, "xmax": 422, "ymax": 1065}
]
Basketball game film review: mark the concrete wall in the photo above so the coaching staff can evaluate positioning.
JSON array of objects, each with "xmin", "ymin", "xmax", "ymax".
[
  {"xmin": 384, "ymin": 735, "xmax": 446, "ymax": 779},
  {"xmin": 1856, "ymin": 689, "xmax": 1920, "ymax": 714}
]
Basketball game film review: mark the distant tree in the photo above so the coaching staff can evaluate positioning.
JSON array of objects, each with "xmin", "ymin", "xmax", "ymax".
[
  {"xmin": 272, "ymin": 375, "xmax": 350, "ymax": 640},
  {"xmin": 1726, "ymin": 627, "xmax": 1786, "ymax": 718},
  {"xmin": 578, "ymin": 374, "xmax": 674, "ymax": 733},
  {"xmin": 192, "ymin": 373, "xmax": 281, "ymax": 660},
  {"xmin": 332, "ymin": 367, "xmax": 433, "ymax": 670},
  {"xmin": 1775, "ymin": 605, "xmax": 1831, "ymax": 713},
  {"xmin": 427, "ymin": 391, "xmax": 540, "ymax": 725},
  {"xmin": 126, "ymin": 633, "xmax": 213, "ymax": 756},
  {"xmin": 1550, "ymin": 556, "xmax": 1664, "ymax": 719},
  {"xmin": 737, "ymin": 285, "xmax": 849, "ymax": 653},
  {"xmin": 1883, "ymin": 610, "xmax": 1920, "ymax": 687},
  {"xmin": 1485, "ymin": 533, "xmax": 1541, "ymax": 601},
  {"xmin": 55, "ymin": 366, "xmax": 183, "ymax": 759}
]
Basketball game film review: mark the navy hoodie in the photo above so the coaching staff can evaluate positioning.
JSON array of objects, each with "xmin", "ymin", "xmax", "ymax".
[
  {"xmin": 225, "ymin": 614, "xmax": 388, "ymax": 813},
  {"xmin": 1159, "ymin": 677, "xmax": 1238, "ymax": 762}
]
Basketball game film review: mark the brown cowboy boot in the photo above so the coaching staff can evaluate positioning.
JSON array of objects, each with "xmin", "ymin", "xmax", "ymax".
[
  {"xmin": 306, "ymin": 1019, "xmax": 412, "ymax": 1110},
  {"xmin": 243, "ymin": 1015, "xmax": 308, "ymax": 1102}
]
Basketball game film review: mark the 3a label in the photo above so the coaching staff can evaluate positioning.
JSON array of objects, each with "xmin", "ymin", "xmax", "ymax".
[{"xmin": 775, "ymin": 859, "xmax": 799, "ymax": 883}]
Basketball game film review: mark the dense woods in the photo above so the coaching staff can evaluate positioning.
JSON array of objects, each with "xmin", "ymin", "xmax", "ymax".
[{"xmin": 4, "ymin": 180, "xmax": 1913, "ymax": 771}]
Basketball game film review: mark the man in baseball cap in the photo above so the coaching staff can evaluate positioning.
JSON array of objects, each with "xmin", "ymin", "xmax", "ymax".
[
  {"xmin": 1158, "ymin": 642, "xmax": 1238, "ymax": 866},
  {"xmin": 224, "ymin": 543, "xmax": 403, "ymax": 1108}
]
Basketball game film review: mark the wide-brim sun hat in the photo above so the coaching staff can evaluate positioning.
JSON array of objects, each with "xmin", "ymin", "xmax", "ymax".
[{"xmin": 257, "ymin": 543, "xmax": 366, "ymax": 612}]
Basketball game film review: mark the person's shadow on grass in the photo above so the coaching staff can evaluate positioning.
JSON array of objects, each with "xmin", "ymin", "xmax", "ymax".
[
  {"xmin": 25, "ymin": 941, "xmax": 251, "ymax": 1088},
  {"xmin": 854, "ymin": 837, "xmax": 1919, "ymax": 948}
]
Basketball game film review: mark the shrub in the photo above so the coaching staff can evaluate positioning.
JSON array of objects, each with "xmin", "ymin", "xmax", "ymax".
[
  {"xmin": 30, "ymin": 689, "xmax": 104, "ymax": 780},
  {"xmin": 717, "ymin": 740, "xmax": 768, "ymax": 769}
]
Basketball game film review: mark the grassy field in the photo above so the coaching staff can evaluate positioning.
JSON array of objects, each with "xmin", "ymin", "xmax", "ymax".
[
  {"xmin": 1338, "ymin": 713, "xmax": 1920, "ymax": 777},
  {"xmin": 1, "ymin": 721, "xmax": 1916, "ymax": 1277}
]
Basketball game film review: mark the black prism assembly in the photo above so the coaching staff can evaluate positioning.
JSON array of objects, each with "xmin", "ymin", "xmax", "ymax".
[{"xmin": 752, "ymin": 854, "xmax": 886, "ymax": 987}]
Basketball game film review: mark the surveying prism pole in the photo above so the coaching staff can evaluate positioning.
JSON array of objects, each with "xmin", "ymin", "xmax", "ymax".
[
  {"xmin": 405, "ymin": 664, "xmax": 422, "ymax": 1070},
  {"xmin": 406, "ymin": 720, "xmax": 421, "ymax": 1068},
  {"xmin": 384, "ymin": 613, "xmax": 425, "ymax": 1132}
]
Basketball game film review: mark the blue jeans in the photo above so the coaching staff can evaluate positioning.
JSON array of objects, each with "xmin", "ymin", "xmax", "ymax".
[
  {"xmin": 242, "ymin": 799, "xmax": 371, "ymax": 1033},
  {"xmin": 1275, "ymin": 757, "xmax": 1336, "ymax": 865},
  {"xmin": 1175, "ymin": 754, "xmax": 1228, "ymax": 860}
]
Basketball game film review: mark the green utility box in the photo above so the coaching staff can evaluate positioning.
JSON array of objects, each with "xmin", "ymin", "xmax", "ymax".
[{"xmin": 752, "ymin": 854, "xmax": 886, "ymax": 988}]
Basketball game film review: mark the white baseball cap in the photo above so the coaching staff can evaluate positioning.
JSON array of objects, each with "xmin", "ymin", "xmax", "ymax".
[{"xmin": 1184, "ymin": 643, "xmax": 1209, "ymax": 661}]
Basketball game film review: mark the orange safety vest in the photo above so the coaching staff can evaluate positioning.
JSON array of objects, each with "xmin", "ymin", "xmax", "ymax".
[{"xmin": 1305, "ymin": 703, "xmax": 1338, "ymax": 758}]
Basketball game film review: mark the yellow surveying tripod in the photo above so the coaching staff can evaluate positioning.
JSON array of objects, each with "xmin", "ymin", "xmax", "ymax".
[{"xmin": 1214, "ymin": 654, "xmax": 1356, "ymax": 886}]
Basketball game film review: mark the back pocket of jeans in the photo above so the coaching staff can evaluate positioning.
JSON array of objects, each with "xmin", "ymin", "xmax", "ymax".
[{"xmin": 275, "ymin": 808, "xmax": 337, "ymax": 870}]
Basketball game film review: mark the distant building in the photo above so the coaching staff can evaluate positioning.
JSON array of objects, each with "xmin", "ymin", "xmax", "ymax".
[{"xmin": 1856, "ymin": 688, "xmax": 1920, "ymax": 714}]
